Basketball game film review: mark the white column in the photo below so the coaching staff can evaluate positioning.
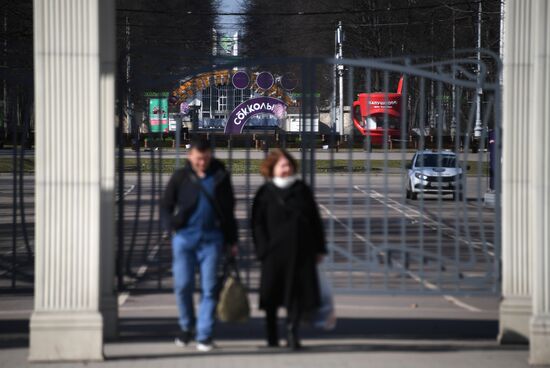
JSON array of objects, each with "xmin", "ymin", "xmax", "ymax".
[
  {"xmin": 529, "ymin": 0, "xmax": 550, "ymax": 364},
  {"xmin": 29, "ymin": 0, "xmax": 115, "ymax": 361},
  {"xmin": 499, "ymin": 0, "xmax": 533, "ymax": 343}
]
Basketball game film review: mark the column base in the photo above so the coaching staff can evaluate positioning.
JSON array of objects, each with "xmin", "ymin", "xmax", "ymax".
[
  {"xmin": 101, "ymin": 293, "xmax": 119, "ymax": 340},
  {"xmin": 29, "ymin": 311, "xmax": 104, "ymax": 362},
  {"xmin": 529, "ymin": 315, "xmax": 550, "ymax": 365},
  {"xmin": 498, "ymin": 296, "xmax": 531, "ymax": 344}
]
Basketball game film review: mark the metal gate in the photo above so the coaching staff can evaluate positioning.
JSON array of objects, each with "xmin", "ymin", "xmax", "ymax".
[
  {"xmin": 0, "ymin": 51, "xmax": 501, "ymax": 296},
  {"xmin": 113, "ymin": 51, "xmax": 501, "ymax": 296},
  {"xmin": 0, "ymin": 75, "xmax": 34, "ymax": 292}
]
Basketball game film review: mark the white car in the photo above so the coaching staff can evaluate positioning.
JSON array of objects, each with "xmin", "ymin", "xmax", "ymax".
[{"xmin": 405, "ymin": 151, "xmax": 466, "ymax": 200}]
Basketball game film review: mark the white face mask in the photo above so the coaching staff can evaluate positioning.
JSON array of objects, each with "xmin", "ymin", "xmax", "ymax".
[{"xmin": 272, "ymin": 175, "xmax": 297, "ymax": 189}]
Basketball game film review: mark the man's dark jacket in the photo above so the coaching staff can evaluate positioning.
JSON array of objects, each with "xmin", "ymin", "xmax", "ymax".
[{"xmin": 160, "ymin": 158, "xmax": 238, "ymax": 245}]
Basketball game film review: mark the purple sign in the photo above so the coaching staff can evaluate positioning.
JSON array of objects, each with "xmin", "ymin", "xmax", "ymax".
[
  {"xmin": 232, "ymin": 71, "xmax": 249, "ymax": 89},
  {"xmin": 180, "ymin": 102, "xmax": 190, "ymax": 115},
  {"xmin": 281, "ymin": 73, "xmax": 298, "ymax": 90},
  {"xmin": 256, "ymin": 71, "xmax": 274, "ymax": 90},
  {"xmin": 224, "ymin": 97, "xmax": 287, "ymax": 134}
]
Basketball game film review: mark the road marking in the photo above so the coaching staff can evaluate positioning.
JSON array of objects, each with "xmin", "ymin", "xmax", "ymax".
[
  {"xmin": 118, "ymin": 292, "xmax": 129, "ymax": 306},
  {"xmin": 114, "ymin": 182, "xmax": 160, "ymax": 307},
  {"xmin": 318, "ymin": 203, "xmax": 384, "ymax": 265},
  {"xmin": 443, "ymin": 295, "xmax": 482, "ymax": 312},
  {"xmin": 319, "ymin": 203, "xmax": 366, "ymax": 243},
  {"xmin": 354, "ymin": 186, "xmax": 495, "ymax": 257},
  {"xmin": 404, "ymin": 269, "xmax": 482, "ymax": 312},
  {"xmin": 320, "ymin": 196, "xmax": 483, "ymax": 313},
  {"xmin": 118, "ymin": 240, "xmax": 163, "ymax": 307},
  {"xmin": 116, "ymin": 184, "xmax": 136, "ymax": 203},
  {"xmin": 360, "ymin": 186, "xmax": 486, "ymax": 312}
]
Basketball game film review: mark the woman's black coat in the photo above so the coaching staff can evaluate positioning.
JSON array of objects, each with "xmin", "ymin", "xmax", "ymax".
[{"xmin": 251, "ymin": 180, "xmax": 327, "ymax": 312}]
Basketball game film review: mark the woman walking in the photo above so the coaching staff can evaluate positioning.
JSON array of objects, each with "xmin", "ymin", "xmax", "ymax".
[{"xmin": 251, "ymin": 149, "xmax": 327, "ymax": 350}]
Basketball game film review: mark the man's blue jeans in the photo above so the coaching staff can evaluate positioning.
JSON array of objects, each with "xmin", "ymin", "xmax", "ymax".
[{"xmin": 172, "ymin": 229, "xmax": 223, "ymax": 342}]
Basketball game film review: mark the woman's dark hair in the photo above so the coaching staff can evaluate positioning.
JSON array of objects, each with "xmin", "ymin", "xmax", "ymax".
[{"xmin": 260, "ymin": 148, "xmax": 298, "ymax": 178}]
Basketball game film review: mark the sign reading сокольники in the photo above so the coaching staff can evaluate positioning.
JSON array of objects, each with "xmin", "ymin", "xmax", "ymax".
[{"xmin": 224, "ymin": 96, "xmax": 287, "ymax": 134}]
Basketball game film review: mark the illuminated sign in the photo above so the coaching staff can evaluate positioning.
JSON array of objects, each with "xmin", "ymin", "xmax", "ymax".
[{"xmin": 224, "ymin": 97, "xmax": 287, "ymax": 134}]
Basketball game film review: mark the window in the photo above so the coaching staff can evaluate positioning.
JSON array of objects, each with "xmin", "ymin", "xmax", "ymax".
[
  {"xmin": 234, "ymin": 88, "xmax": 253, "ymax": 107},
  {"xmin": 365, "ymin": 115, "xmax": 401, "ymax": 129},
  {"xmin": 216, "ymin": 85, "xmax": 228, "ymax": 112},
  {"xmin": 415, "ymin": 154, "xmax": 457, "ymax": 168},
  {"xmin": 202, "ymin": 87, "xmax": 212, "ymax": 114}
]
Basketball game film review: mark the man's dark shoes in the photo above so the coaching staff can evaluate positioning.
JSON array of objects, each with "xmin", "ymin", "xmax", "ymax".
[
  {"xmin": 175, "ymin": 330, "xmax": 193, "ymax": 347},
  {"xmin": 267, "ymin": 336, "xmax": 279, "ymax": 348}
]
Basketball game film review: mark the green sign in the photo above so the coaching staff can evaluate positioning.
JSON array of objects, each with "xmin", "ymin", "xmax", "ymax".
[{"xmin": 149, "ymin": 98, "xmax": 168, "ymax": 133}]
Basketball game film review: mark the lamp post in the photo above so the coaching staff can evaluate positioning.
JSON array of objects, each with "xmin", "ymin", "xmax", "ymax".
[
  {"xmin": 335, "ymin": 21, "xmax": 344, "ymax": 135},
  {"xmin": 474, "ymin": 1, "xmax": 483, "ymax": 139}
]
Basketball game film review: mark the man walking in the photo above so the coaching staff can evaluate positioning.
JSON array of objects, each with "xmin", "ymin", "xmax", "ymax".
[{"xmin": 161, "ymin": 138, "xmax": 238, "ymax": 352}]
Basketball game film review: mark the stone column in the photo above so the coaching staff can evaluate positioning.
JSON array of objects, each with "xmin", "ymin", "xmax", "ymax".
[
  {"xmin": 29, "ymin": 0, "xmax": 115, "ymax": 361},
  {"xmin": 499, "ymin": 0, "xmax": 533, "ymax": 344},
  {"xmin": 528, "ymin": 0, "xmax": 550, "ymax": 364}
]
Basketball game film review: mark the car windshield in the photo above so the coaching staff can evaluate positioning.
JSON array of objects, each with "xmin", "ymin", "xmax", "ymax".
[{"xmin": 415, "ymin": 154, "xmax": 457, "ymax": 168}]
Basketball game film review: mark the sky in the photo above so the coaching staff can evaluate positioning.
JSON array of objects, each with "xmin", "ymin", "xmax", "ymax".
[{"xmin": 217, "ymin": 0, "xmax": 243, "ymax": 35}]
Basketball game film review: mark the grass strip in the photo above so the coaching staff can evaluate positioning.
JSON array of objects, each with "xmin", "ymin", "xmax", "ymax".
[{"xmin": 0, "ymin": 158, "xmax": 489, "ymax": 176}]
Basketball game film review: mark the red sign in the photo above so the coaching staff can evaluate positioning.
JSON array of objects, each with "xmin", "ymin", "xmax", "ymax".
[
  {"xmin": 352, "ymin": 78, "xmax": 404, "ymax": 145},
  {"xmin": 354, "ymin": 93, "xmax": 401, "ymax": 118}
]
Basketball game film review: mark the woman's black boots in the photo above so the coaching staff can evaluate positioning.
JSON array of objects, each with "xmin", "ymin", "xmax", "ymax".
[
  {"xmin": 286, "ymin": 323, "xmax": 302, "ymax": 350},
  {"xmin": 286, "ymin": 301, "xmax": 302, "ymax": 350},
  {"xmin": 266, "ymin": 308, "xmax": 279, "ymax": 347},
  {"xmin": 286, "ymin": 322, "xmax": 301, "ymax": 350}
]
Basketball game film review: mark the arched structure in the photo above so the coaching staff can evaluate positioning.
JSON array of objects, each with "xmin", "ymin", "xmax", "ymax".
[
  {"xmin": 171, "ymin": 69, "xmax": 294, "ymax": 106},
  {"xmin": 169, "ymin": 70, "xmax": 294, "ymax": 130}
]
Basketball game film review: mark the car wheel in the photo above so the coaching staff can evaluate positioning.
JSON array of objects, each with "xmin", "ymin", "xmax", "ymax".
[{"xmin": 409, "ymin": 182, "xmax": 417, "ymax": 200}]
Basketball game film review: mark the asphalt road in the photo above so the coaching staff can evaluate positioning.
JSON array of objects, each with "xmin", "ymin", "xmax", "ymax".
[{"xmin": 0, "ymin": 172, "xmax": 497, "ymax": 298}]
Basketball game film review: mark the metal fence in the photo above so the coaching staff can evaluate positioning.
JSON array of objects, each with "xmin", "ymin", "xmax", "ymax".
[
  {"xmin": 0, "ymin": 77, "xmax": 34, "ymax": 292},
  {"xmin": 1, "ymin": 52, "xmax": 501, "ymax": 296}
]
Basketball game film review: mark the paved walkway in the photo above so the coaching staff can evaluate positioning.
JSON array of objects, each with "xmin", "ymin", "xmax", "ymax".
[
  {"xmin": 1, "ymin": 339, "xmax": 530, "ymax": 368},
  {"xmin": 0, "ymin": 291, "xmax": 531, "ymax": 368}
]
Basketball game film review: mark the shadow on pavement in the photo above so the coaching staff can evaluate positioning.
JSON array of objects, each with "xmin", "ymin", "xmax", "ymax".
[
  {"xmin": 107, "ymin": 317, "xmax": 525, "ymax": 361},
  {"xmin": 116, "ymin": 316, "xmax": 500, "ymax": 343},
  {"xmin": 0, "ymin": 319, "xmax": 29, "ymax": 349}
]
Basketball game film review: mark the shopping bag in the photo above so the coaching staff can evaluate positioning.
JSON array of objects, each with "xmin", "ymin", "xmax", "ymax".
[
  {"xmin": 311, "ymin": 266, "xmax": 337, "ymax": 330},
  {"xmin": 216, "ymin": 259, "xmax": 250, "ymax": 322}
]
